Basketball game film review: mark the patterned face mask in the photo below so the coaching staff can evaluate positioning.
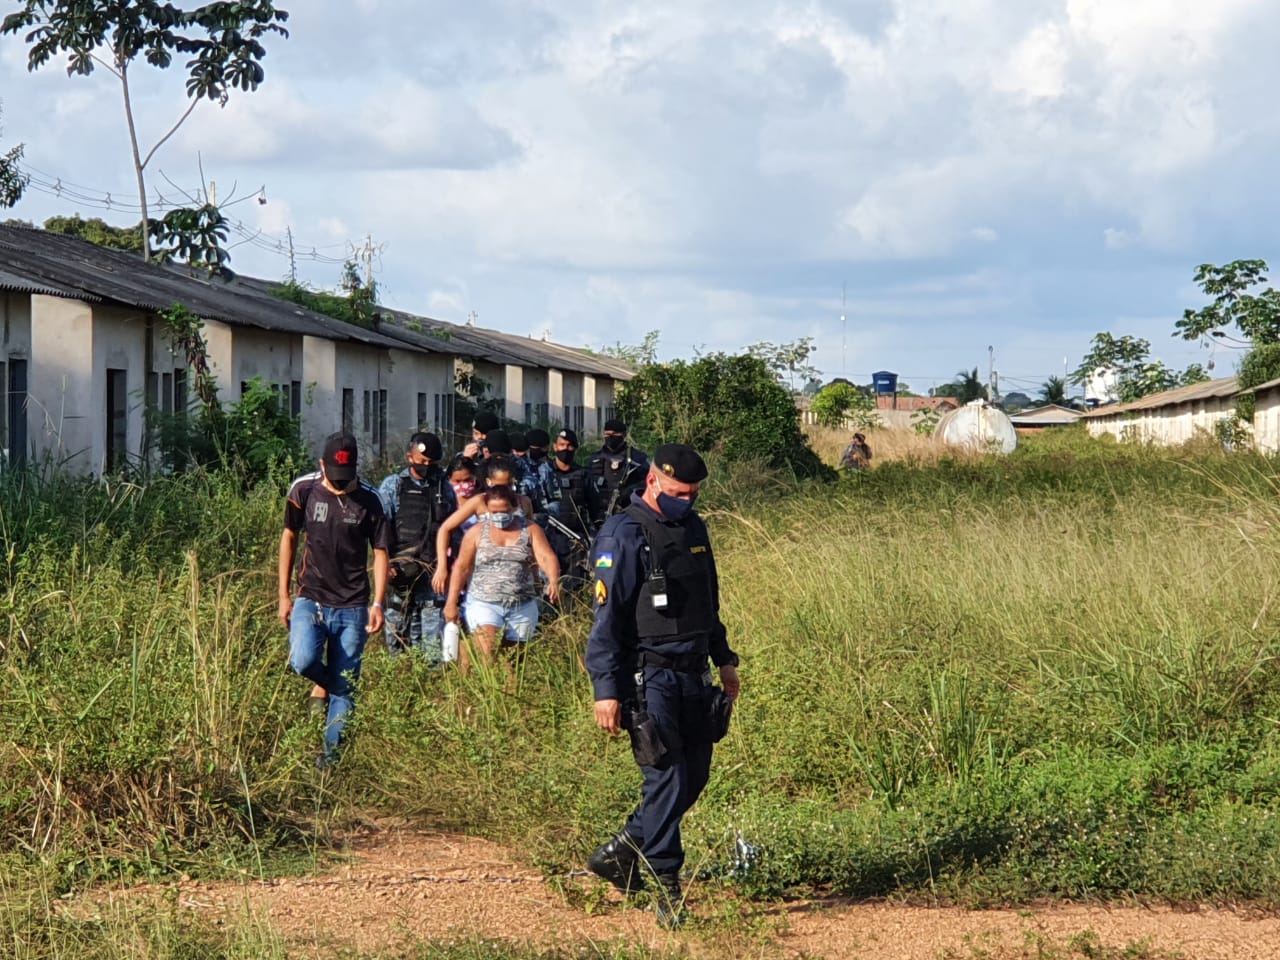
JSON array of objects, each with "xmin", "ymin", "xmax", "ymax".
[
  {"xmin": 452, "ymin": 480, "xmax": 476, "ymax": 499},
  {"xmin": 488, "ymin": 512, "xmax": 514, "ymax": 528}
]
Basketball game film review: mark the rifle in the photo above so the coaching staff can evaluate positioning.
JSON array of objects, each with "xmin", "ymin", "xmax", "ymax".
[{"xmin": 545, "ymin": 513, "xmax": 589, "ymax": 545}]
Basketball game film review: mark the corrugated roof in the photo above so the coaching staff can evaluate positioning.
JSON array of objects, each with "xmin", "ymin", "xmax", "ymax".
[
  {"xmin": 1009, "ymin": 404, "xmax": 1083, "ymax": 425},
  {"xmin": 0, "ymin": 224, "xmax": 408, "ymax": 350},
  {"xmin": 1081, "ymin": 376, "xmax": 1239, "ymax": 417},
  {"xmin": 0, "ymin": 224, "xmax": 634, "ymax": 380},
  {"xmin": 0, "ymin": 266, "xmax": 82, "ymax": 298},
  {"xmin": 1248, "ymin": 375, "xmax": 1280, "ymax": 395}
]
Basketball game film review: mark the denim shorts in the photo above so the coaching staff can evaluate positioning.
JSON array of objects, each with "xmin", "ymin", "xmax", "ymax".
[{"xmin": 464, "ymin": 597, "xmax": 540, "ymax": 642}]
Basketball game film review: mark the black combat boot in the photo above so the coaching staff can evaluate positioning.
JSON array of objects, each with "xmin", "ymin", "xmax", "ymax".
[
  {"xmin": 586, "ymin": 832, "xmax": 645, "ymax": 894},
  {"xmin": 653, "ymin": 871, "xmax": 687, "ymax": 930}
]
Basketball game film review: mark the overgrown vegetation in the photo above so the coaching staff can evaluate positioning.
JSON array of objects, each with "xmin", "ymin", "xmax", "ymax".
[
  {"xmin": 617, "ymin": 352, "xmax": 831, "ymax": 478},
  {"xmin": 3, "ymin": 428, "xmax": 1280, "ymax": 952}
]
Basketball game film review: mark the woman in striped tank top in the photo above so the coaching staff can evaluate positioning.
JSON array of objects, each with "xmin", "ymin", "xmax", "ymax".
[{"xmin": 444, "ymin": 485, "xmax": 560, "ymax": 671}]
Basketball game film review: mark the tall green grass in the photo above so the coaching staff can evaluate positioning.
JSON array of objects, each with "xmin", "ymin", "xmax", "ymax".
[{"xmin": 2, "ymin": 428, "xmax": 1280, "ymax": 949}]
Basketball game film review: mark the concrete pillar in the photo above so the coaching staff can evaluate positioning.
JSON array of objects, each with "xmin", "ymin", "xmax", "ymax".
[
  {"xmin": 504, "ymin": 364, "xmax": 524, "ymax": 423},
  {"xmin": 29, "ymin": 295, "xmax": 95, "ymax": 473},
  {"xmin": 303, "ymin": 335, "xmax": 338, "ymax": 449},
  {"xmin": 548, "ymin": 368, "xmax": 564, "ymax": 426}
]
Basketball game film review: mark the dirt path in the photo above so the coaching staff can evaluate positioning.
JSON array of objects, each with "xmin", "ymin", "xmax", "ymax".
[{"xmin": 80, "ymin": 827, "xmax": 1280, "ymax": 959}]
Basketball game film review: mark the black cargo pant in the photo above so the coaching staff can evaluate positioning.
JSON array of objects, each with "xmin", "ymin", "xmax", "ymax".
[{"xmin": 621, "ymin": 666, "xmax": 714, "ymax": 875}]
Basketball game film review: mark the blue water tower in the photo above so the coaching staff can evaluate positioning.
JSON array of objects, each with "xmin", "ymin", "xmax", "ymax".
[{"xmin": 872, "ymin": 370, "xmax": 898, "ymax": 394}]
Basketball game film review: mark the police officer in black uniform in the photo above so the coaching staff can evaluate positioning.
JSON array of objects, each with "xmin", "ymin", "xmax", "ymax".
[
  {"xmin": 588, "ymin": 418, "xmax": 650, "ymax": 519},
  {"xmin": 542, "ymin": 428, "xmax": 602, "ymax": 591},
  {"xmin": 584, "ymin": 444, "xmax": 741, "ymax": 929},
  {"xmin": 376, "ymin": 432, "xmax": 459, "ymax": 664}
]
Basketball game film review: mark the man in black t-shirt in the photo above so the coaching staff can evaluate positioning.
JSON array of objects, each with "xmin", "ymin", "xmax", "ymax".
[{"xmin": 278, "ymin": 432, "xmax": 391, "ymax": 765}]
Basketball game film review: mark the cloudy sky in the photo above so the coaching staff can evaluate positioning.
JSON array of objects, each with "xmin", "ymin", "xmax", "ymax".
[{"xmin": 3, "ymin": 0, "xmax": 1277, "ymax": 396}]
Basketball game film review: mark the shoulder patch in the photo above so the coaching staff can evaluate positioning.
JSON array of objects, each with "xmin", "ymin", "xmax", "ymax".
[
  {"xmin": 595, "ymin": 578, "xmax": 608, "ymax": 605},
  {"xmin": 690, "ymin": 545, "xmax": 707, "ymax": 554},
  {"xmin": 595, "ymin": 551, "xmax": 614, "ymax": 569}
]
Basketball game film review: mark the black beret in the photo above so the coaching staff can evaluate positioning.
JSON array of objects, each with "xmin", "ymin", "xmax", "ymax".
[
  {"xmin": 604, "ymin": 418, "xmax": 627, "ymax": 433},
  {"xmin": 408, "ymin": 431, "xmax": 443, "ymax": 460},
  {"xmin": 557, "ymin": 428, "xmax": 579, "ymax": 447},
  {"xmin": 485, "ymin": 428, "xmax": 513, "ymax": 454},
  {"xmin": 653, "ymin": 444, "xmax": 708, "ymax": 483},
  {"xmin": 526, "ymin": 428, "xmax": 550, "ymax": 446},
  {"xmin": 508, "ymin": 431, "xmax": 527, "ymax": 451},
  {"xmin": 472, "ymin": 412, "xmax": 499, "ymax": 433}
]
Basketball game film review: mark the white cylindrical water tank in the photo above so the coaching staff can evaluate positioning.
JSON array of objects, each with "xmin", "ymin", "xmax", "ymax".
[{"xmin": 934, "ymin": 400, "xmax": 1018, "ymax": 454}]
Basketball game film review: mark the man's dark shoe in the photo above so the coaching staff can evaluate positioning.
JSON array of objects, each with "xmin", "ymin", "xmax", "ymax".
[
  {"xmin": 653, "ymin": 871, "xmax": 687, "ymax": 930},
  {"xmin": 308, "ymin": 694, "xmax": 328, "ymax": 719},
  {"xmin": 587, "ymin": 833, "xmax": 645, "ymax": 894}
]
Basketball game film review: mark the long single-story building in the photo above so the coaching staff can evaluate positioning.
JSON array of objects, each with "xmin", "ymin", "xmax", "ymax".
[
  {"xmin": 1082, "ymin": 377, "xmax": 1239, "ymax": 445},
  {"xmin": 0, "ymin": 224, "xmax": 631, "ymax": 474}
]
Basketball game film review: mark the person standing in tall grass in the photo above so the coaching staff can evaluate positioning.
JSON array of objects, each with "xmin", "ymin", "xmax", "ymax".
[
  {"xmin": 278, "ymin": 432, "xmax": 390, "ymax": 768},
  {"xmin": 585, "ymin": 444, "xmax": 741, "ymax": 929}
]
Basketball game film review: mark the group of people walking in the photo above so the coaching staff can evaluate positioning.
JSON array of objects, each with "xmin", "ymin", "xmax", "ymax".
[{"xmin": 277, "ymin": 414, "xmax": 741, "ymax": 929}]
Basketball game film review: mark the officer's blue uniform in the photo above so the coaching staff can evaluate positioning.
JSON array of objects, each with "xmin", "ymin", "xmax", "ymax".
[{"xmin": 585, "ymin": 491, "xmax": 737, "ymax": 876}]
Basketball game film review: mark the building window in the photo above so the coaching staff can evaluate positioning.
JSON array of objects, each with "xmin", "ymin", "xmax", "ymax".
[
  {"xmin": 342, "ymin": 388, "xmax": 354, "ymax": 434},
  {"xmin": 3, "ymin": 359, "xmax": 27, "ymax": 467},
  {"xmin": 376, "ymin": 389, "xmax": 388, "ymax": 456},
  {"xmin": 525, "ymin": 402, "xmax": 533, "ymax": 424},
  {"xmin": 106, "ymin": 368, "xmax": 128, "ymax": 470},
  {"xmin": 290, "ymin": 380, "xmax": 302, "ymax": 419},
  {"xmin": 146, "ymin": 371, "xmax": 159, "ymax": 410},
  {"xmin": 417, "ymin": 392, "xmax": 428, "ymax": 428},
  {"xmin": 362, "ymin": 390, "xmax": 371, "ymax": 434},
  {"xmin": 161, "ymin": 372, "xmax": 174, "ymax": 414},
  {"xmin": 174, "ymin": 368, "xmax": 188, "ymax": 416}
]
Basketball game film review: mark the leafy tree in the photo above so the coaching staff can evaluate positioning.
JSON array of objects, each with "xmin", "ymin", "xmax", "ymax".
[
  {"xmin": 811, "ymin": 382, "xmax": 877, "ymax": 429},
  {"xmin": 746, "ymin": 337, "xmax": 819, "ymax": 394},
  {"xmin": 43, "ymin": 213, "xmax": 144, "ymax": 250},
  {"xmin": 3, "ymin": 1, "xmax": 289, "ymax": 261},
  {"xmin": 1072, "ymin": 332, "xmax": 1208, "ymax": 403},
  {"xmin": 271, "ymin": 260, "xmax": 380, "ymax": 329},
  {"xmin": 1175, "ymin": 260, "xmax": 1280, "ymax": 345},
  {"xmin": 1232, "ymin": 343, "xmax": 1280, "ymax": 421},
  {"xmin": 1039, "ymin": 376, "xmax": 1067, "ymax": 405},
  {"xmin": 0, "ymin": 106, "xmax": 27, "ymax": 209},
  {"xmin": 617, "ymin": 352, "xmax": 831, "ymax": 479},
  {"xmin": 150, "ymin": 202, "xmax": 228, "ymax": 273},
  {"xmin": 600, "ymin": 330, "xmax": 660, "ymax": 368}
]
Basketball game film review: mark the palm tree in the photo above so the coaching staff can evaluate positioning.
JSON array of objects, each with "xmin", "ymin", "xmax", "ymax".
[
  {"xmin": 1040, "ymin": 375, "xmax": 1067, "ymax": 405},
  {"xmin": 954, "ymin": 368, "xmax": 987, "ymax": 403}
]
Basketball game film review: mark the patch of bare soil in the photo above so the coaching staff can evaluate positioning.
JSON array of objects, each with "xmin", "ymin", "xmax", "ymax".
[{"xmin": 73, "ymin": 827, "xmax": 1280, "ymax": 959}]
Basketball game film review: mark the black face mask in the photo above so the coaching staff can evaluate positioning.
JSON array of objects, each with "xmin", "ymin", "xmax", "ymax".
[
  {"xmin": 409, "ymin": 463, "xmax": 432, "ymax": 479},
  {"xmin": 555, "ymin": 448, "xmax": 576, "ymax": 466},
  {"xmin": 603, "ymin": 436, "xmax": 626, "ymax": 453},
  {"xmin": 528, "ymin": 447, "xmax": 547, "ymax": 462}
]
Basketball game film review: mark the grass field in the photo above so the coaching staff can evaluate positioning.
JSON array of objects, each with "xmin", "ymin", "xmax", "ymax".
[{"xmin": 3, "ymin": 425, "xmax": 1280, "ymax": 955}]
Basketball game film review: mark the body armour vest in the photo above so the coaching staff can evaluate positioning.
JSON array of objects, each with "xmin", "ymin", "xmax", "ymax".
[
  {"xmin": 394, "ymin": 471, "xmax": 451, "ymax": 560},
  {"xmin": 554, "ymin": 467, "xmax": 593, "ymax": 534},
  {"xmin": 625, "ymin": 504, "xmax": 717, "ymax": 647}
]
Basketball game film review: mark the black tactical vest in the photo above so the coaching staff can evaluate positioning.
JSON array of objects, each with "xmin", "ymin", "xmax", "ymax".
[
  {"xmin": 394, "ymin": 470, "xmax": 451, "ymax": 560},
  {"xmin": 626, "ymin": 504, "xmax": 717, "ymax": 647},
  {"xmin": 554, "ymin": 466, "xmax": 592, "ymax": 534}
]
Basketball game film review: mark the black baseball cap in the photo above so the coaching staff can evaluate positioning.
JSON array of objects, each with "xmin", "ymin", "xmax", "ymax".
[
  {"xmin": 653, "ymin": 443, "xmax": 708, "ymax": 483},
  {"xmin": 408, "ymin": 431, "xmax": 443, "ymax": 460},
  {"xmin": 526, "ymin": 429, "xmax": 550, "ymax": 446},
  {"xmin": 322, "ymin": 432, "xmax": 359, "ymax": 486},
  {"xmin": 508, "ymin": 431, "xmax": 527, "ymax": 451},
  {"xmin": 472, "ymin": 412, "xmax": 499, "ymax": 434},
  {"xmin": 604, "ymin": 418, "xmax": 627, "ymax": 433}
]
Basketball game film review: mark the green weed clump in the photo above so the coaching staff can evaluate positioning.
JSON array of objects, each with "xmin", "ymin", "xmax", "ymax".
[{"xmin": 3, "ymin": 430, "xmax": 1280, "ymax": 932}]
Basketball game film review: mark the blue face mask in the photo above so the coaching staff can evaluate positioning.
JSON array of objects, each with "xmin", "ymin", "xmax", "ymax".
[
  {"xmin": 489, "ymin": 511, "xmax": 514, "ymax": 528},
  {"xmin": 656, "ymin": 492, "xmax": 696, "ymax": 521}
]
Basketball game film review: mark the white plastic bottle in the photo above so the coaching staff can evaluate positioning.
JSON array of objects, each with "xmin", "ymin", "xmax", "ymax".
[{"xmin": 442, "ymin": 622, "xmax": 461, "ymax": 663}]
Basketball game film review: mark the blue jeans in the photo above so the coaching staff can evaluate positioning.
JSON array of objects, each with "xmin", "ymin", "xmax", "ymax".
[
  {"xmin": 288, "ymin": 597, "xmax": 368, "ymax": 757},
  {"xmin": 385, "ymin": 588, "xmax": 446, "ymax": 664}
]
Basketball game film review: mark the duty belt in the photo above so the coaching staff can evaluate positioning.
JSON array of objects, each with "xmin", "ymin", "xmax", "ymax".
[{"xmin": 637, "ymin": 651, "xmax": 708, "ymax": 673}]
